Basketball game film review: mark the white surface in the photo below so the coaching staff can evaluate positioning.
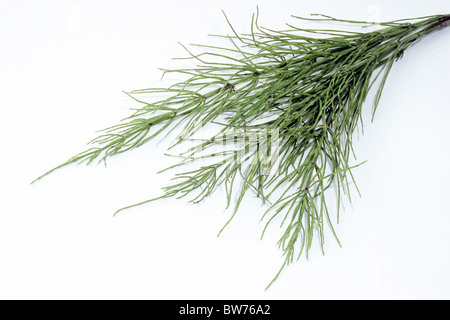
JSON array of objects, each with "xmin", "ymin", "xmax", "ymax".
[{"xmin": 1, "ymin": 0, "xmax": 450, "ymax": 300}]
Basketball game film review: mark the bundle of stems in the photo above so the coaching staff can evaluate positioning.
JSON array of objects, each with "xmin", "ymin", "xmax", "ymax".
[{"xmin": 33, "ymin": 11, "xmax": 450, "ymax": 288}]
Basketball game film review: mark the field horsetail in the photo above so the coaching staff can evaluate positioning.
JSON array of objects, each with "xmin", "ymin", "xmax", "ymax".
[{"xmin": 33, "ymin": 9, "xmax": 450, "ymax": 288}]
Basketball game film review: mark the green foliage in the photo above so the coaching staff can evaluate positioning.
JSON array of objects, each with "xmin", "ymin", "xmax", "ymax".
[{"xmin": 33, "ymin": 11, "xmax": 450, "ymax": 288}]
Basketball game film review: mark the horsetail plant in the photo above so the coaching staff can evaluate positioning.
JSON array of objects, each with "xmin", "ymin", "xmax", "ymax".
[{"xmin": 33, "ymin": 10, "xmax": 450, "ymax": 288}]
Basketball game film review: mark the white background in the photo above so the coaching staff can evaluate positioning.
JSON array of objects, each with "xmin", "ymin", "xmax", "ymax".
[{"xmin": 1, "ymin": 0, "xmax": 450, "ymax": 300}]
